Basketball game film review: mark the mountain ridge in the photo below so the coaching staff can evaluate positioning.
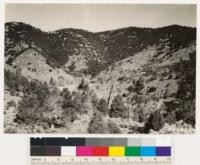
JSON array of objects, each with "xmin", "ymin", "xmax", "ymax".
[{"xmin": 5, "ymin": 21, "xmax": 196, "ymax": 76}]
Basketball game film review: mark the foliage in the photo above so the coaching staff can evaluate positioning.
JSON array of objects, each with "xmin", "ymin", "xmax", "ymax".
[
  {"xmin": 5, "ymin": 69, "xmax": 50, "ymax": 125},
  {"xmin": 5, "ymin": 22, "xmax": 196, "ymax": 75},
  {"xmin": 164, "ymin": 111, "xmax": 176, "ymax": 125},
  {"xmin": 68, "ymin": 61, "xmax": 76, "ymax": 72},
  {"xmin": 5, "ymin": 69, "xmax": 49, "ymax": 101},
  {"xmin": 176, "ymin": 100, "xmax": 195, "ymax": 127},
  {"xmin": 90, "ymin": 92, "xmax": 99, "ymax": 107},
  {"xmin": 133, "ymin": 103, "xmax": 147, "ymax": 123},
  {"xmin": 7, "ymin": 100, "xmax": 16, "ymax": 108},
  {"xmin": 88, "ymin": 112, "xmax": 106, "ymax": 133},
  {"xmin": 144, "ymin": 111, "xmax": 165, "ymax": 133},
  {"xmin": 61, "ymin": 89, "xmax": 86, "ymax": 121},
  {"xmin": 4, "ymin": 125, "xmax": 17, "ymax": 133},
  {"xmin": 128, "ymin": 78, "xmax": 144, "ymax": 94},
  {"xmin": 78, "ymin": 78, "xmax": 89, "ymax": 94},
  {"xmin": 15, "ymin": 95, "xmax": 38, "ymax": 125},
  {"xmin": 175, "ymin": 52, "xmax": 195, "ymax": 126},
  {"xmin": 97, "ymin": 98, "xmax": 108, "ymax": 115},
  {"xmin": 60, "ymin": 88, "xmax": 74, "ymax": 109},
  {"xmin": 35, "ymin": 82, "xmax": 49, "ymax": 107},
  {"xmin": 4, "ymin": 22, "xmax": 196, "ymax": 132},
  {"xmin": 106, "ymin": 120, "xmax": 121, "ymax": 134},
  {"xmin": 109, "ymin": 95, "xmax": 128, "ymax": 118},
  {"xmin": 49, "ymin": 77, "xmax": 56, "ymax": 86},
  {"xmin": 176, "ymin": 53, "xmax": 196, "ymax": 100}
]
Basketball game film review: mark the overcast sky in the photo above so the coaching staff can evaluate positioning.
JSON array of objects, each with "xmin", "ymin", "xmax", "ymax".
[{"xmin": 5, "ymin": 4, "xmax": 196, "ymax": 32}]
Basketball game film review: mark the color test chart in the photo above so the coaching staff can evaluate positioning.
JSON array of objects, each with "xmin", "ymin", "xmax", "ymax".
[{"xmin": 30, "ymin": 137, "xmax": 172, "ymax": 165}]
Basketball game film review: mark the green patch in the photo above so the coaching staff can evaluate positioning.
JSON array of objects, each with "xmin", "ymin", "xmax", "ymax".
[{"xmin": 125, "ymin": 147, "xmax": 140, "ymax": 156}]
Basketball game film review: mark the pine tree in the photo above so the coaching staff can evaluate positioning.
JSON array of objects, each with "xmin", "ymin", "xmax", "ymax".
[
  {"xmin": 88, "ymin": 112, "xmax": 106, "ymax": 133},
  {"xmin": 68, "ymin": 61, "xmax": 75, "ymax": 72},
  {"xmin": 61, "ymin": 88, "xmax": 74, "ymax": 109},
  {"xmin": 49, "ymin": 77, "xmax": 56, "ymax": 86},
  {"xmin": 144, "ymin": 111, "xmax": 165, "ymax": 133},
  {"xmin": 133, "ymin": 78, "xmax": 144, "ymax": 94},
  {"xmin": 109, "ymin": 95, "xmax": 128, "ymax": 118},
  {"xmin": 78, "ymin": 78, "xmax": 89, "ymax": 94},
  {"xmin": 97, "ymin": 98, "xmax": 108, "ymax": 115}
]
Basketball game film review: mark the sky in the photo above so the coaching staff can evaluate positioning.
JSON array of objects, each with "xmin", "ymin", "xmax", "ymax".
[{"xmin": 5, "ymin": 4, "xmax": 196, "ymax": 32}]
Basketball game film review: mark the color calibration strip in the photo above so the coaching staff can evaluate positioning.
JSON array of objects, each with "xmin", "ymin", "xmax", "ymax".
[
  {"xmin": 31, "ymin": 146, "xmax": 171, "ymax": 157},
  {"xmin": 30, "ymin": 138, "xmax": 171, "ymax": 157}
]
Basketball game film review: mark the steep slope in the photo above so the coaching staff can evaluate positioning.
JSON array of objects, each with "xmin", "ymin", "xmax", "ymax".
[
  {"xmin": 4, "ymin": 22, "xmax": 196, "ymax": 134},
  {"xmin": 97, "ymin": 25, "xmax": 196, "ymax": 64},
  {"xmin": 5, "ymin": 22, "xmax": 107, "ymax": 76},
  {"xmin": 5, "ymin": 22, "xmax": 196, "ymax": 76},
  {"xmin": 91, "ymin": 39, "xmax": 195, "ymax": 97},
  {"xmin": 5, "ymin": 48, "xmax": 80, "ymax": 92}
]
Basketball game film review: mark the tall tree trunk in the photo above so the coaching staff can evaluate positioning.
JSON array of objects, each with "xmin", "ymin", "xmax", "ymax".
[{"xmin": 107, "ymin": 84, "xmax": 113, "ymax": 107}]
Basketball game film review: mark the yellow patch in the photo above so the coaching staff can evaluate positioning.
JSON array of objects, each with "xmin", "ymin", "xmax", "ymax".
[{"xmin": 109, "ymin": 146, "xmax": 125, "ymax": 156}]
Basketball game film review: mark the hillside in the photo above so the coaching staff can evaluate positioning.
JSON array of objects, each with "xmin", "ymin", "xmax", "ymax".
[
  {"xmin": 5, "ymin": 22, "xmax": 196, "ymax": 75},
  {"xmin": 4, "ymin": 22, "xmax": 196, "ymax": 134}
]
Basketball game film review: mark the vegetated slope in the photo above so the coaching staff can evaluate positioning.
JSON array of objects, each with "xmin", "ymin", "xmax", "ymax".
[
  {"xmin": 5, "ymin": 22, "xmax": 108, "ymax": 75},
  {"xmin": 4, "ymin": 22, "xmax": 196, "ymax": 134},
  {"xmin": 93, "ymin": 42, "xmax": 195, "ymax": 99},
  {"xmin": 5, "ymin": 22, "xmax": 196, "ymax": 76},
  {"xmin": 96, "ymin": 25, "xmax": 196, "ymax": 64},
  {"xmin": 92, "ymin": 42, "xmax": 195, "ymax": 132}
]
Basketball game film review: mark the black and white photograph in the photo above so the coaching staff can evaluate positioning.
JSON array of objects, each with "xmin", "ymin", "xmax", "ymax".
[{"xmin": 4, "ymin": 4, "xmax": 196, "ymax": 134}]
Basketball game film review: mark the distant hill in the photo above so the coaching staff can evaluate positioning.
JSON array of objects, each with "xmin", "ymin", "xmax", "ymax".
[{"xmin": 5, "ymin": 22, "xmax": 196, "ymax": 76}]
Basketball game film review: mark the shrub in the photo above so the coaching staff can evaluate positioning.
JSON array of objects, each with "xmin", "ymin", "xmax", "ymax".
[
  {"xmin": 133, "ymin": 78, "xmax": 144, "ymax": 94},
  {"xmin": 144, "ymin": 111, "xmax": 165, "ymax": 133},
  {"xmin": 5, "ymin": 69, "xmax": 49, "ymax": 98},
  {"xmin": 97, "ymin": 98, "xmax": 108, "ymax": 115},
  {"xmin": 133, "ymin": 104, "xmax": 147, "ymax": 123},
  {"xmin": 88, "ymin": 112, "xmax": 106, "ymax": 133},
  {"xmin": 35, "ymin": 82, "xmax": 49, "ymax": 107},
  {"xmin": 109, "ymin": 95, "xmax": 128, "ymax": 118},
  {"xmin": 165, "ymin": 111, "xmax": 176, "ymax": 125},
  {"xmin": 128, "ymin": 78, "xmax": 144, "ymax": 94},
  {"xmin": 15, "ymin": 95, "xmax": 38, "ymax": 125},
  {"xmin": 72, "ymin": 92, "xmax": 86, "ymax": 114},
  {"xmin": 106, "ymin": 120, "xmax": 121, "ymax": 134},
  {"xmin": 147, "ymin": 86, "xmax": 156, "ymax": 93},
  {"xmin": 7, "ymin": 100, "xmax": 16, "ymax": 108},
  {"xmin": 5, "ymin": 69, "xmax": 20, "ymax": 92},
  {"xmin": 176, "ymin": 100, "xmax": 195, "ymax": 127},
  {"xmin": 61, "ymin": 88, "xmax": 74, "ymax": 109},
  {"xmin": 63, "ymin": 110, "xmax": 77, "ymax": 122},
  {"xmin": 90, "ymin": 92, "xmax": 99, "ymax": 107},
  {"xmin": 49, "ymin": 77, "xmax": 56, "ymax": 86},
  {"xmin": 61, "ymin": 89, "xmax": 86, "ymax": 121},
  {"xmin": 68, "ymin": 61, "xmax": 76, "ymax": 72},
  {"xmin": 4, "ymin": 125, "xmax": 17, "ymax": 133},
  {"xmin": 127, "ymin": 85, "xmax": 134, "ymax": 93},
  {"xmin": 78, "ymin": 78, "xmax": 89, "ymax": 94}
]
